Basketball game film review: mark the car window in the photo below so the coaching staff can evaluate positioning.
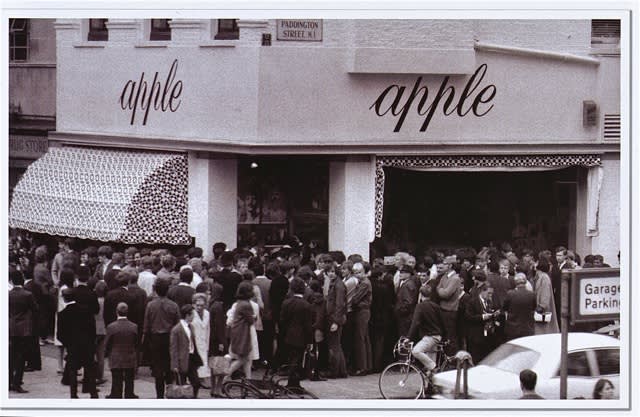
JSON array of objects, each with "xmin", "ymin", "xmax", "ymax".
[
  {"xmin": 595, "ymin": 348, "xmax": 619, "ymax": 376},
  {"xmin": 479, "ymin": 343, "xmax": 541, "ymax": 374},
  {"xmin": 566, "ymin": 351, "xmax": 591, "ymax": 377}
]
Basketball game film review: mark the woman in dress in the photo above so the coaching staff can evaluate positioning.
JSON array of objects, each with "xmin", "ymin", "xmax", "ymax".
[
  {"xmin": 226, "ymin": 281, "xmax": 259, "ymax": 380},
  {"xmin": 532, "ymin": 257, "xmax": 559, "ymax": 335},
  {"xmin": 191, "ymin": 293, "xmax": 210, "ymax": 388}
]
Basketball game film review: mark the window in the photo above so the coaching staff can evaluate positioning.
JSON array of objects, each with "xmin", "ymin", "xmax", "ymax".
[
  {"xmin": 478, "ymin": 343, "xmax": 541, "ymax": 374},
  {"xmin": 150, "ymin": 19, "xmax": 171, "ymax": 41},
  {"xmin": 591, "ymin": 19, "xmax": 620, "ymax": 45},
  {"xmin": 9, "ymin": 18, "xmax": 29, "ymax": 62},
  {"xmin": 566, "ymin": 351, "xmax": 591, "ymax": 377},
  {"xmin": 215, "ymin": 19, "xmax": 239, "ymax": 40},
  {"xmin": 595, "ymin": 349, "xmax": 619, "ymax": 376},
  {"xmin": 88, "ymin": 18, "xmax": 108, "ymax": 41}
]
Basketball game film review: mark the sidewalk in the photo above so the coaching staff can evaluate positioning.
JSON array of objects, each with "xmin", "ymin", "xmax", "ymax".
[{"xmin": 9, "ymin": 345, "xmax": 383, "ymax": 400}]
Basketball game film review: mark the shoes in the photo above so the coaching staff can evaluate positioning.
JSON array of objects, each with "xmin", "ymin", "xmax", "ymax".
[
  {"xmin": 125, "ymin": 394, "xmax": 139, "ymax": 399},
  {"xmin": 309, "ymin": 375, "xmax": 327, "ymax": 382},
  {"xmin": 96, "ymin": 379, "xmax": 107, "ymax": 385},
  {"xmin": 352, "ymin": 369, "xmax": 367, "ymax": 377},
  {"xmin": 210, "ymin": 392, "xmax": 224, "ymax": 398},
  {"xmin": 199, "ymin": 383, "xmax": 210, "ymax": 389},
  {"xmin": 14, "ymin": 386, "xmax": 29, "ymax": 394},
  {"xmin": 90, "ymin": 393, "xmax": 100, "ymax": 399}
]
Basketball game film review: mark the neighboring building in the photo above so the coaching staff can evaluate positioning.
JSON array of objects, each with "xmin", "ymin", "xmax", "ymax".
[
  {"xmin": 8, "ymin": 18, "xmax": 621, "ymax": 264},
  {"xmin": 8, "ymin": 18, "xmax": 56, "ymax": 198}
]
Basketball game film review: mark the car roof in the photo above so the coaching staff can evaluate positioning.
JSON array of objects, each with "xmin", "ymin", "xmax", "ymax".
[{"xmin": 508, "ymin": 332, "xmax": 619, "ymax": 354}]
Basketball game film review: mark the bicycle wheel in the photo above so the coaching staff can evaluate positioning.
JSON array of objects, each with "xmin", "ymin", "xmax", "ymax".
[
  {"xmin": 222, "ymin": 381, "xmax": 267, "ymax": 399},
  {"xmin": 379, "ymin": 362, "xmax": 425, "ymax": 399}
]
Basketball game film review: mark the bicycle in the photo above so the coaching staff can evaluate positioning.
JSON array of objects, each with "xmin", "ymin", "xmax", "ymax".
[
  {"xmin": 222, "ymin": 366, "xmax": 318, "ymax": 399},
  {"xmin": 379, "ymin": 336, "xmax": 456, "ymax": 399}
]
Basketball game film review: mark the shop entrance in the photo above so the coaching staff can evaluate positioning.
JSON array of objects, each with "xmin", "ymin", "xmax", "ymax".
[
  {"xmin": 237, "ymin": 157, "xmax": 329, "ymax": 250},
  {"xmin": 375, "ymin": 166, "xmax": 578, "ymax": 256}
]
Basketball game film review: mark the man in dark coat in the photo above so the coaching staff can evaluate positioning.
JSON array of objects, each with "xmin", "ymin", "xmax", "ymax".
[
  {"xmin": 126, "ymin": 271, "xmax": 148, "ymax": 359},
  {"xmin": 325, "ymin": 265, "xmax": 348, "ymax": 378},
  {"xmin": 395, "ymin": 265, "xmax": 419, "ymax": 337},
  {"xmin": 92, "ymin": 245, "xmax": 115, "ymax": 285},
  {"xmin": 72, "ymin": 265, "xmax": 100, "ymax": 393},
  {"xmin": 503, "ymin": 273, "xmax": 537, "ymax": 341},
  {"xmin": 105, "ymin": 302, "xmax": 139, "ymax": 398},
  {"xmin": 22, "ymin": 271, "xmax": 43, "ymax": 371},
  {"xmin": 9, "ymin": 270, "xmax": 38, "ymax": 393},
  {"xmin": 57, "ymin": 288, "xmax": 99, "ymax": 398},
  {"xmin": 464, "ymin": 282, "xmax": 500, "ymax": 364},
  {"xmin": 143, "ymin": 278, "xmax": 180, "ymax": 398},
  {"xmin": 167, "ymin": 268, "xmax": 195, "ymax": 309},
  {"xmin": 279, "ymin": 278, "xmax": 313, "ymax": 388},
  {"xmin": 104, "ymin": 271, "xmax": 133, "ymax": 327},
  {"xmin": 268, "ymin": 261, "xmax": 290, "ymax": 371},
  {"xmin": 212, "ymin": 251, "xmax": 243, "ymax": 312},
  {"xmin": 407, "ymin": 284, "xmax": 444, "ymax": 373}
]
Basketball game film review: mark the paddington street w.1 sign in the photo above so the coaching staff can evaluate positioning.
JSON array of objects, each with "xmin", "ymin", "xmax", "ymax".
[
  {"xmin": 570, "ymin": 268, "xmax": 620, "ymax": 323},
  {"xmin": 276, "ymin": 20, "xmax": 323, "ymax": 41}
]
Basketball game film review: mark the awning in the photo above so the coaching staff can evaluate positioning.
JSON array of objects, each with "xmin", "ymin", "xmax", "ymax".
[
  {"xmin": 9, "ymin": 145, "xmax": 191, "ymax": 245},
  {"xmin": 374, "ymin": 154, "xmax": 603, "ymax": 238}
]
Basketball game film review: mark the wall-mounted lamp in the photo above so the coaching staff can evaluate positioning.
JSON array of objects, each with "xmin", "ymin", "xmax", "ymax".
[{"xmin": 250, "ymin": 162, "xmax": 259, "ymax": 169}]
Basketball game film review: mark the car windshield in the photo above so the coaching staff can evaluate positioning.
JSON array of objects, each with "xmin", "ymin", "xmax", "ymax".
[{"xmin": 479, "ymin": 343, "xmax": 541, "ymax": 374}]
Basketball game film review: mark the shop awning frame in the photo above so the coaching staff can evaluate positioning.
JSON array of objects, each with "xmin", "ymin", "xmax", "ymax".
[
  {"xmin": 374, "ymin": 154, "xmax": 602, "ymax": 238},
  {"xmin": 9, "ymin": 145, "xmax": 191, "ymax": 245}
]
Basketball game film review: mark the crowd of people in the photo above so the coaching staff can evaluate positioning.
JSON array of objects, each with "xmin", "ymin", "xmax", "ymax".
[{"xmin": 8, "ymin": 231, "xmax": 617, "ymax": 399}]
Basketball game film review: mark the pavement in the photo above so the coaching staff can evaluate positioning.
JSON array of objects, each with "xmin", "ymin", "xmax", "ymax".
[{"xmin": 8, "ymin": 344, "xmax": 385, "ymax": 400}]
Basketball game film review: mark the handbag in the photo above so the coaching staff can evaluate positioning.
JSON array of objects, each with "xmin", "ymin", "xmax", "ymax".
[
  {"xmin": 165, "ymin": 372, "xmax": 194, "ymax": 399},
  {"xmin": 534, "ymin": 311, "xmax": 552, "ymax": 323},
  {"xmin": 208, "ymin": 355, "xmax": 231, "ymax": 376}
]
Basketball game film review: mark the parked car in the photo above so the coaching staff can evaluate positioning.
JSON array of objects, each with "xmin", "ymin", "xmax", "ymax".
[{"xmin": 432, "ymin": 333, "xmax": 619, "ymax": 399}]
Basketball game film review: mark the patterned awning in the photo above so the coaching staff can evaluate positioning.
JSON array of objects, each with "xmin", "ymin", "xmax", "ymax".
[
  {"xmin": 9, "ymin": 146, "xmax": 191, "ymax": 245},
  {"xmin": 374, "ymin": 154, "xmax": 602, "ymax": 238}
]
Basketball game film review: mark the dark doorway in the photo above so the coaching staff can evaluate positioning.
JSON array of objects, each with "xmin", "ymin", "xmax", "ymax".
[{"xmin": 375, "ymin": 167, "xmax": 578, "ymax": 256}]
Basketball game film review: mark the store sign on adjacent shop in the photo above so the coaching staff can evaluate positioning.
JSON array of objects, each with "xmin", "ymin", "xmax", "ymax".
[
  {"xmin": 9, "ymin": 134, "xmax": 48, "ymax": 159},
  {"xmin": 570, "ymin": 268, "xmax": 620, "ymax": 323},
  {"xmin": 276, "ymin": 19, "xmax": 323, "ymax": 41}
]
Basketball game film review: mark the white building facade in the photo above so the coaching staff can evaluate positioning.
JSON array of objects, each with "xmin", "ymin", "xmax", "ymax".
[{"xmin": 9, "ymin": 18, "xmax": 621, "ymax": 263}]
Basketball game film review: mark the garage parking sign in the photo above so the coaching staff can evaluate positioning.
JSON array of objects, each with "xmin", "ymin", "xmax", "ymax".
[{"xmin": 570, "ymin": 268, "xmax": 620, "ymax": 323}]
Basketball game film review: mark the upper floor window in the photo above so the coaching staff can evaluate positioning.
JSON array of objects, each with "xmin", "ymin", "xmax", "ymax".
[
  {"xmin": 88, "ymin": 18, "xmax": 108, "ymax": 41},
  {"xmin": 9, "ymin": 18, "xmax": 29, "ymax": 62},
  {"xmin": 591, "ymin": 19, "xmax": 620, "ymax": 46},
  {"xmin": 215, "ymin": 19, "xmax": 239, "ymax": 40},
  {"xmin": 150, "ymin": 19, "xmax": 171, "ymax": 41}
]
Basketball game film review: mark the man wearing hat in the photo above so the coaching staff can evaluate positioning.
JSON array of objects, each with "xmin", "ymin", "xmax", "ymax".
[
  {"xmin": 9, "ymin": 270, "xmax": 38, "ymax": 393},
  {"xmin": 436, "ymin": 255, "xmax": 462, "ymax": 352},
  {"xmin": 394, "ymin": 265, "xmax": 419, "ymax": 337}
]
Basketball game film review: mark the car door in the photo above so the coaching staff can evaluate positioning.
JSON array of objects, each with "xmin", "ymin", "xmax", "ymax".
[{"xmin": 540, "ymin": 350, "xmax": 598, "ymax": 399}]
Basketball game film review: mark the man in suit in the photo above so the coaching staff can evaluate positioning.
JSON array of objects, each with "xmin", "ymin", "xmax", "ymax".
[
  {"xmin": 436, "ymin": 256, "xmax": 462, "ymax": 352},
  {"xmin": 126, "ymin": 271, "xmax": 148, "ymax": 361},
  {"xmin": 212, "ymin": 251, "xmax": 243, "ymax": 312},
  {"xmin": 170, "ymin": 304, "xmax": 202, "ymax": 398},
  {"xmin": 503, "ymin": 273, "xmax": 537, "ymax": 341},
  {"xmin": 325, "ymin": 263, "xmax": 347, "ymax": 379},
  {"xmin": 23, "ymin": 271, "xmax": 43, "ymax": 371},
  {"xmin": 104, "ymin": 271, "xmax": 133, "ymax": 327},
  {"xmin": 143, "ymin": 278, "xmax": 180, "ymax": 398},
  {"xmin": 251, "ymin": 260, "xmax": 273, "ymax": 366},
  {"xmin": 105, "ymin": 302, "xmax": 139, "ymax": 398},
  {"xmin": 9, "ymin": 270, "xmax": 38, "ymax": 393},
  {"xmin": 72, "ymin": 265, "xmax": 100, "ymax": 393},
  {"xmin": 464, "ymin": 282, "xmax": 499, "ymax": 364},
  {"xmin": 167, "ymin": 268, "xmax": 195, "ymax": 309},
  {"xmin": 551, "ymin": 246, "xmax": 573, "ymax": 319},
  {"xmin": 57, "ymin": 288, "xmax": 99, "ymax": 398},
  {"xmin": 279, "ymin": 278, "xmax": 314, "ymax": 388},
  {"xmin": 92, "ymin": 245, "xmax": 114, "ymax": 284},
  {"xmin": 395, "ymin": 265, "xmax": 419, "ymax": 337}
]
